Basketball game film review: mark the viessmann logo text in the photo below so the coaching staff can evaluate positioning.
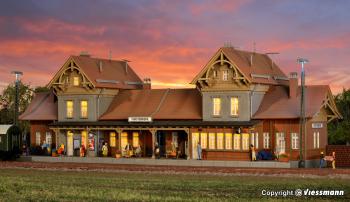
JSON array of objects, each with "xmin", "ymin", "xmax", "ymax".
[{"xmin": 261, "ymin": 189, "xmax": 345, "ymax": 197}]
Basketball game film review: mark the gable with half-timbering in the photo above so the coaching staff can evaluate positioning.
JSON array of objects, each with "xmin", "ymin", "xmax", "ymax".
[
  {"xmin": 192, "ymin": 49, "xmax": 256, "ymax": 122},
  {"xmin": 193, "ymin": 50, "xmax": 250, "ymax": 91},
  {"xmin": 48, "ymin": 59, "xmax": 96, "ymax": 95},
  {"xmin": 47, "ymin": 57, "xmax": 119, "ymax": 122}
]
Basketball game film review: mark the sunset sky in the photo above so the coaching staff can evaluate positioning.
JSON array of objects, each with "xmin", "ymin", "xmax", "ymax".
[{"xmin": 0, "ymin": 0, "xmax": 349, "ymax": 94}]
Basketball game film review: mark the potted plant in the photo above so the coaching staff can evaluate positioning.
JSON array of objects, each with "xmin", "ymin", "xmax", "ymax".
[
  {"xmin": 115, "ymin": 150, "xmax": 121, "ymax": 159},
  {"xmin": 278, "ymin": 153, "xmax": 289, "ymax": 162}
]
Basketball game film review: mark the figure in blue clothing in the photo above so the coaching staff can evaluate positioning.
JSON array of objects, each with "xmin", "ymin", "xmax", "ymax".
[
  {"xmin": 320, "ymin": 151, "xmax": 325, "ymax": 168},
  {"xmin": 197, "ymin": 142, "xmax": 202, "ymax": 160}
]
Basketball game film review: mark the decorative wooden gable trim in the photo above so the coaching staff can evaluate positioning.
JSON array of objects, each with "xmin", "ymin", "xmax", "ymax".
[
  {"xmin": 319, "ymin": 88, "xmax": 342, "ymax": 123},
  {"xmin": 190, "ymin": 48, "xmax": 250, "ymax": 89},
  {"xmin": 47, "ymin": 57, "xmax": 95, "ymax": 93}
]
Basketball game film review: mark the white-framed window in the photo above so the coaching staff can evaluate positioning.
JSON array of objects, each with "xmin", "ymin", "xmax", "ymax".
[
  {"xmin": 263, "ymin": 132, "xmax": 269, "ymax": 149},
  {"xmin": 230, "ymin": 97, "xmax": 239, "ymax": 116},
  {"xmin": 234, "ymin": 134, "xmax": 241, "ymax": 150},
  {"xmin": 250, "ymin": 132, "xmax": 258, "ymax": 149},
  {"xmin": 45, "ymin": 132, "xmax": 52, "ymax": 145},
  {"xmin": 276, "ymin": 132, "xmax": 285, "ymax": 154},
  {"xmin": 36, "ymin": 132, "xmax": 41, "ymax": 146},
  {"xmin": 223, "ymin": 70, "xmax": 228, "ymax": 81},
  {"xmin": 291, "ymin": 133, "xmax": 299, "ymax": 149},
  {"xmin": 208, "ymin": 133, "xmax": 216, "ymax": 149},
  {"xmin": 80, "ymin": 100, "xmax": 88, "ymax": 118},
  {"xmin": 212, "ymin": 98, "xmax": 221, "ymax": 116},
  {"xmin": 313, "ymin": 131, "xmax": 320, "ymax": 149},
  {"xmin": 225, "ymin": 133, "xmax": 232, "ymax": 150},
  {"xmin": 73, "ymin": 76, "xmax": 79, "ymax": 86},
  {"xmin": 242, "ymin": 133, "xmax": 250, "ymax": 150},
  {"xmin": 200, "ymin": 133, "xmax": 207, "ymax": 149},
  {"xmin": 66, "ymin": 100, "xmax": 74, "ymax": 118},
  {"xmin": 216, "ymin": 133, "xmax": 224, "ymax": 149}
]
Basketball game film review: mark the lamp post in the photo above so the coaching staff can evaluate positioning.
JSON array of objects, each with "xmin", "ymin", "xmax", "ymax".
[
  {"xmin": 11, "ymin": 71, "xmax": 23, "ymax": 126},
  {"xmin": 297, "ymin": 58, "xmax": 308, "ymax": 168}
]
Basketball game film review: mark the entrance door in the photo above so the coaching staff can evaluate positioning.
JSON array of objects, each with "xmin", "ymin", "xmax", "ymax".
[
  {"xmin": 192, "ymin": 132, "xmax": 199, "ymax": 159},
  {"xmin": 157, "ymin": 131, "xmax": 166, "ymax": 157},
  {"xmin": 67, "ymin": 131, "xmax": 73, "ymax": 156},
  {"xmin": 276, "ymin": 132, "xmax": 285, "ymax": 154}
]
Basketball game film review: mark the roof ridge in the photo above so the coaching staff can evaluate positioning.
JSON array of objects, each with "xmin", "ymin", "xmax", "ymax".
[
  {"xmin": 150, "ymin": 88, "xmax": 170, "ymax": 117},
  {"xmin": 222, "ymin": 47, "xmax": 267, "ymax": 56},
  {"xmin": 74, "ymin": 55, "xmax": 125, "ymax": 63}
]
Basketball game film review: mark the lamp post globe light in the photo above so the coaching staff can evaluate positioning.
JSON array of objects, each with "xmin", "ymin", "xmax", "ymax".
[
  {"xmin": 297, "ymin": 58, "xmax": 308, "ymax": 168},
  {"xmin": 11, "ymin": 71, "xmax": 23, "ymax": 126}
]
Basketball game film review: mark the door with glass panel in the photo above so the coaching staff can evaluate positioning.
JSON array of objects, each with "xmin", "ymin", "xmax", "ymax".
[
  {"xmin": 192, "ymin": 133, "xmax": 199, "ymax": 159},
  {"xmin": 276, "ymin": 132, "xmax": 285, "ymax": 154}
]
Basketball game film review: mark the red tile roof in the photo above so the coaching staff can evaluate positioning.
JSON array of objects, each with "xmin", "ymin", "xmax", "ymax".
[
  {"xmin": 253, "ymin": 85, "xmax": 330, "ymax": 119},
  {"xmin": 192, "ymin": 47, "xmax": 289, "ymax": 85},
  {"xmin": 48, "ymin": 56, "xmax": 143, "ymax": 89},
  {"xmin": 19, "ymin": 91, "xmax": 57, "ymax": 121},
  {"xmin": 72, "ymin": 56, "xmax": 143, "ymax": 89},
  {"xmin": 99, "ymin": 88, "xmax": 202, "ymax": 120},
  {"xmin": 222, "ymin": 47, "xmax": 288, "ymax": 85}
]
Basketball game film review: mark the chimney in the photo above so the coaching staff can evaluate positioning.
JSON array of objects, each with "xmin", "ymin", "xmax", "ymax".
[
  {"xmin": 80, "ymin": 51, "xmax": 90, "ymax": 57},
  {"xmin": 289, "ymin": 72, "xmax": 298, "ymax": 98},
  {"xmin": 99, "ymin": 61, "xmax": 103, "ymax": 73},
  {"xmin": 143, "ymin": 78, "xmax": 151, "ymax": 89},
  {"xmin": 122, "ymin": 59, "xmax": 130, "ymax": 74}
]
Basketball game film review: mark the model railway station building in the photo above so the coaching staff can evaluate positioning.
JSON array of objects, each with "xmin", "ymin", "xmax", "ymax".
[{"xmin": 19, "ymin": 47, "xmax": 341, "ymax": 166}]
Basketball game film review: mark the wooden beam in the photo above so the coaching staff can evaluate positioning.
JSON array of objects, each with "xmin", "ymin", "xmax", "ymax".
[{"xmin": 220, "ymin": 52, "xmax": 224, "ymax": 65}]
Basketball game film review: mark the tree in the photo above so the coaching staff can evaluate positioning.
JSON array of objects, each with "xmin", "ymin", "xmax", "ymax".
[
  {"xmin": 0, "ymin": 81, "xmax": 34, "ymax": 133},
  {"xmin": 328, "ymin": 88, "xmax": 350, "ymax": 145}
]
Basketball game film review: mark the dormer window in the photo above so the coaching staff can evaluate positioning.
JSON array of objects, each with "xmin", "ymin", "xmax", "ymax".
[
  {"xmin": 73, "ymin": 76, "xmax": 79, "ymax": 86},
  {"xmin": 223, "ymin": 70, "xmax": 228, "ymax": 81},
  {"xmin": 213, "ymin": 70, "xmax": 217, "ymax": 78}
]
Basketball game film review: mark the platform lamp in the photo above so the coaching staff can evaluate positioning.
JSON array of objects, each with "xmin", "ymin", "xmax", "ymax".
[
  {"xmin": 11, "ymin": 71, "xmax": 23, "ymax": 126},
  {"xmin": 297, "ymin": 58, "xmax": 308, "ymax": 168}
]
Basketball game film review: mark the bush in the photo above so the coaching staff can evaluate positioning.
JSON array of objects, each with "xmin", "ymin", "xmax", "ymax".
[
  {"xmin": 0, "ymin": 150, "xmax": 19, "ymax": 161},
  {"xmin": 279, "ymin": 153, "xmax": 289, "ymax": 158}
]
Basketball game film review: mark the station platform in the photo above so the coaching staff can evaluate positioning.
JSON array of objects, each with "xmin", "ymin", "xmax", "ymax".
[{"xmin": 19, "ymin": 156, "xmax": 291, "ymax": 168}]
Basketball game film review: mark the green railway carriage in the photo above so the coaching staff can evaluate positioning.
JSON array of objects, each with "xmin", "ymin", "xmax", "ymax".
[{"xmin": 0, "ymin": 124, "xmax": 21, "ymax": 152}]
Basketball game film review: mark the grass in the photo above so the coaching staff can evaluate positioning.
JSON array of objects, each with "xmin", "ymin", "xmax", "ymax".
[{"xmin": 0, "ymin": 168, "xmax": 349, "ymax": 201}]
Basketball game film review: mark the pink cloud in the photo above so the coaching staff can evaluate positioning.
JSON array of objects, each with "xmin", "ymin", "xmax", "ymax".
[{"xmin": 189, "ymin": 0, "xmax": 251, "ymax": 15}]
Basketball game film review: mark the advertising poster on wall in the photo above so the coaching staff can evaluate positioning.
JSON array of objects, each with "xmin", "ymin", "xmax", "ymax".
[{"xmin": 88, "ymin": 133, "xmax": 95, "ymax": 151}]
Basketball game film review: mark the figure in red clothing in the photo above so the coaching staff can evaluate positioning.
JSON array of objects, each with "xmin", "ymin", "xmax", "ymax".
[
  {"xmin": 57, "ymin": 144, "xmax": 65, "ymax": 156},
  {"xmin": 80, "ymin": 144, "xmax": 86, "ymax": 157}
]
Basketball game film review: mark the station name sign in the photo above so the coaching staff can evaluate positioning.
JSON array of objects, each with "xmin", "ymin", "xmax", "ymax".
[
  {"xmin": 312, "ymin": 123, "xmax": 323, "ymax": 129},
  {"xmin": 128, "ymin": 117, "xmax": 152, "ymax": 122}
]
